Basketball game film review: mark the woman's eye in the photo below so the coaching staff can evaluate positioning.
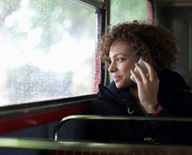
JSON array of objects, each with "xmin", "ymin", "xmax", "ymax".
[{"xmin": 117, "ymin": 58, "xmax": 125, "ymax": 62}]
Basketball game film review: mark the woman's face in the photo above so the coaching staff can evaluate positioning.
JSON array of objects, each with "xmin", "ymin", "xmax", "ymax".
[{"xmin": 108, "ymin": 41, "xmax": 139, "ymax": 89}]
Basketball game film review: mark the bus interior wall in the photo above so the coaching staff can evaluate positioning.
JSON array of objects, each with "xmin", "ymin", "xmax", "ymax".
[{"xmin": 155, "ymin": 1, "xmax": 192, "ymax": 88}]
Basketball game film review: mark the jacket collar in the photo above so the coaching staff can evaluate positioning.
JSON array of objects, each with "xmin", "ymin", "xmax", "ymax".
[
  {"xmin": 98, "ymin": 80, "xmax": 131, "ymax": 101},
  {"xmin": 98, "ymin": 81, "xmax": 142, "ymax": 114}
]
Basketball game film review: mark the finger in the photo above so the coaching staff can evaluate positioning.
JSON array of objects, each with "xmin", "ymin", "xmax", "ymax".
[
  {"xmin": 135, "ymin": 63, "xmax": 148, "ymax": 82},
  {"xmin": 142, "ymin": 60, "xmax": 155, "ymax": 80},
  {"xmin": 154, "ymin": 70, "xmax": 158, "ymax": 79}
]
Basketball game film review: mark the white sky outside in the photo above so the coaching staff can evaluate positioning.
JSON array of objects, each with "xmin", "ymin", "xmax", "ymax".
[{"xmin": 0, "ymin": 0, "xmax": 96, "ymax": 105}]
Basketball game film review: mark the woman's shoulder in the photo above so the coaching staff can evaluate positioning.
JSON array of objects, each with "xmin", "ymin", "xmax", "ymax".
[
  {"xmin": 156, "ymin": 70, "xmax": 192, "ymax": 116},
  {"xmin": 158, "ymin": 70, "xmax": 190, "ymax": 99}
]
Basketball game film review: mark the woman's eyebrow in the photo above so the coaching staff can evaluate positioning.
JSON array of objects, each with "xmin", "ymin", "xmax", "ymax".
[{"xmin": 111, "ymin": 53, "xmax": 128, "ymax": 58}]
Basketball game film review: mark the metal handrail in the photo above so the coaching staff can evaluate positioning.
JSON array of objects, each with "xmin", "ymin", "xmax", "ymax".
[
  {"xmin": 54, "ymin": 114, "xmax": 192, "ymax": 141},
  {"xmin": 0, "ymin": 137, "xmax": 192, "ymax": 153}
]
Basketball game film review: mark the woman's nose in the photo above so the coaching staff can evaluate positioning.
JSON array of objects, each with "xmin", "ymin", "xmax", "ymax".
[{"xmin": 108, "ymin": 62, "xmax": 117, "ymax": 73}]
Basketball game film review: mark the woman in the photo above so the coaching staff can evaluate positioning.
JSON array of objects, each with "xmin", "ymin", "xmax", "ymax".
[{"xmin": 87, "ymin": 21, "xmax": 192, "ymax": 145}]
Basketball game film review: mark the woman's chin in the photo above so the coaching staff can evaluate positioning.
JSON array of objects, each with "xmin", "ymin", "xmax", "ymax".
[
  {"xmin": 114, "ymin": 82, "xmax": 123, "ymax": 89},
  {"xmin": 115, "ymin": 81, "xmax": 135, "ymax": 89}
]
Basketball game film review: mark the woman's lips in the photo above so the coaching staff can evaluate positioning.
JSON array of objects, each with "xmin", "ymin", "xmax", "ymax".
[{"xmin": 114, "ymin": 76, "xmax": 122, "ymax": 82}]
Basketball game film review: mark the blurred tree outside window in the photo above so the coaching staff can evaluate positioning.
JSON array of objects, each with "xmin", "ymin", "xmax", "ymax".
[
  {"xmin": 110, "ymin": 0, "xmax": 149, "ymax": 26},
  {"xmin": 0, "ymin": 0, "xmax": 98, "ymax": 106}
]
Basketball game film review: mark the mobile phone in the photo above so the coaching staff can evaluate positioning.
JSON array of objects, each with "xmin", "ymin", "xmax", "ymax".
[{"xmin": 130, "ymin": 58, "xmax": 148, "ymax": 83}]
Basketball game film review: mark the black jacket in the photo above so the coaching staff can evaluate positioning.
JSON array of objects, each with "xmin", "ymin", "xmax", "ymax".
[{"xmin": 87, "ymin": 70, "xmax": 192, "ymax": 145}]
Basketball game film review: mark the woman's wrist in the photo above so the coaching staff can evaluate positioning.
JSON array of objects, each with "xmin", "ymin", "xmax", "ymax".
[
  {"xmin": 143, "ymin": 102, "xmax": 159, "ymax": 114},
  {"xmin": 153, "ymin": 103, "xmax": 163, "ymax": 116},
  {"xmin": 147, "ymin": 103, "xmax": 163, "ymax": 116}
]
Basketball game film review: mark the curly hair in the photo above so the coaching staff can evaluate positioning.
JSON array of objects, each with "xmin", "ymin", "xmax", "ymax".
[{"xmin": 99, "ymin": 21, "xmax": 179, "ymax": 72}]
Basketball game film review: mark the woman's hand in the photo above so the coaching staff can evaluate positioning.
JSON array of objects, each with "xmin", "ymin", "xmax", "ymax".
[{"xmin": 130, "ymin": 60, "xmax": 159, "ymax": 113}]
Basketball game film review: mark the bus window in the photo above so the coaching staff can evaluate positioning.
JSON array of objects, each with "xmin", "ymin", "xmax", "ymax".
[
  {"xmin": 0, "ymin": 0, "xmax": 99, "ymax": 106},
  {"xmin": 110, "ymin": 0, "xmax": 150, "ymax": 26}
]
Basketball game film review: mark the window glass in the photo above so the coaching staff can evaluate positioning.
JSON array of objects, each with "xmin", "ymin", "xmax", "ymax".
[
  {"xmin": 110, "ymin": 0, "xmax": 149, "ymax": 26},
  {"xmin": 0, "ymin": 0, "xmax": 98, "ymax": 106}
]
